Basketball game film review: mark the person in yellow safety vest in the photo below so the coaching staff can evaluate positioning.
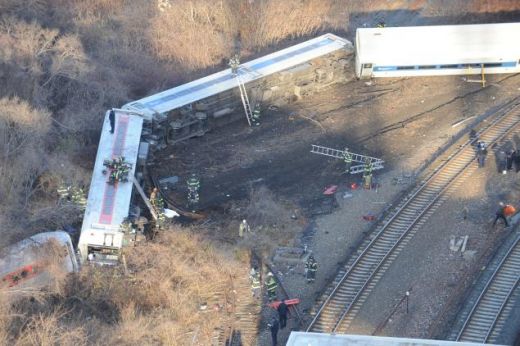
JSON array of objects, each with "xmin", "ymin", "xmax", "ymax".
[
  {"xmin": 229, "ymin": 54, "xmax": 240, "ymax": 74},
  {"xmin": 252, "ymin": 104, "xmax": 261, "ymax": 126},
  {"xmin": 156, "ymin": 211, "xmax": 167, "ymax": 230},
  {"xmin": 265, "ymin": 272, "xmax": 277, "ymax": 301},
  {"xmin": 186, "ymin": 174, "xmax": 200, "ymax": 211},
  {"xmin": 71, "ymin": 187, "xmax": 87, "ymax": 210},
  {"xmin": 249, "ymin": 267, "xmax": 261, "ymax": 299},
  {"xmin": 343, "ymin": 147, "xmax": 353, "ymax": 174},
  {"xmin": 57, "ymin": 184, "xmax": 70, "ymax": 200},
  {"xmin": 363, "ymin": 158, "xmax": 373, "ymax": 189},
  {"xmin": 239, "ymin": 219, "xmax": 250, "ymax": 237},
  {"xmin": 305, "ymin": 255, "xmax": 318, "ymax": 283}
]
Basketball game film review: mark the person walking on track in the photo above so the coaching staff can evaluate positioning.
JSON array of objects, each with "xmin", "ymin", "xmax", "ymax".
[
  {"xmin": 277, "ymin": 300, "xmax": 288, "ymax": 329},
  {"xmin": 493, "ymin": 202, "xmax": 516, "ymax": 228},
  {"xmin": 268, "ymin": 317, "xmax": 279, "ymax": 346}
]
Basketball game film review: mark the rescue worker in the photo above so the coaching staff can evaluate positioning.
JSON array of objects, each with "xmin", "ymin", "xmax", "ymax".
[
  {"xmin": 498, "ymin": 150, "xmax": 507, "ymax": 174},
  {"xmin": 507, "ymin": 149, "xmax": 515, "ymax": 171},
  {"xmin": 277, "ymin": 300, "xmax": 288, "ymax": 329},
  {"xmin": 363, "ymin": 158, "xmax": 373, "ymax": 189},
  {"xmin": 156, "ymin": 210, "xmax": 167, "ymax": 230},
  {"xmin": 57, "ymin": 184, "xmax": 70, "ymax": 200},
  {"xmin": 186, "ymin": 174, "xmax": 200, "ymax": 210},
  {"xmin": 239, "ymin": 219, "xmax": 250, "ymax": 238},
  {"xmin": 150, "ymin": 188, "xmax": 157, "ymax": 206},
  {"xmin": 514, "ymin": 149, "xmax": 520, "ymax": 173},
  {"xmin": 493, "ymin": 202, "xmax": 516, "ymax": 228},
  {"xmin": 249, "ymin": 267, "xmax": 261, "ymax": 298},
  {"xmin": 228, "ymin": 54, "xmax": 240, "ymax": 74},
  {"xmin": 267, "ymin": 317, "xmax": 279, "ymax": 346},
  {"xmin": 265, "ymin": 272, "xmax": 277, "ymax": 301},
  {"xmin": 251, "ymin": 104, "xmax": 261, "ymax": 126},
  {"xmin": 109, "ymin": 109, "xmax": 115, "ymax": 134},
  {"xmin": 305, "ymin": 255, "xmax": 317, "ymax": 283},
  {"xmin": 71, "ymin": 187, "xmax": 87, "ymax": 210},
  {"xmin": 150, "ymin": 187, "xmax": 164, "ymax": 210},
  {"xmin": 477, "ymin": 141, "xmax": 488, "ymax": 168},
  {"xmin": 343, "ymin": 147, "xmax": 353, "ymax": 174},
  {"xmin": 469, "ymin": 129, "xmax": 477, "ymax": 141}
]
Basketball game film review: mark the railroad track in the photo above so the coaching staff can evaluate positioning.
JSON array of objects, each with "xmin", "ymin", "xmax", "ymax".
[
  {"xmin": 211, "ymin": 272, "xmax": 261, "ymax": 346},
  {"xmin": 307, "ymin": 103, "xmax": 520, "ymax": 333},
  {"xmin": 449, "ymin": 234, "xmax": 520, "ymax": 343}
]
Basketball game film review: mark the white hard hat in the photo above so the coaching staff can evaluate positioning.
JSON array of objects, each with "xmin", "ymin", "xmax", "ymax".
[{"xmin": 242, "ymin": 219, "xmax": 247, "ymax": 223}]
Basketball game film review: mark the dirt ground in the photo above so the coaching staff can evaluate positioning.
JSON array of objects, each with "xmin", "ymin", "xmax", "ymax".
[
  {"xmin": 149, "ymin": 69, "xmax": 520, "ymax": 344},
  {"xmin": 151, "ymin": 71, "xmax": 520, "ymax": 345}
]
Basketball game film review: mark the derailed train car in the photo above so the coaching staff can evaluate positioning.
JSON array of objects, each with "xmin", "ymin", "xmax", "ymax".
[
  {"xmin": 77, "ymin": 34, "xmax": 355, "ymax": 265},
  {"xmin": 0, "ymin": 231, "xmax": 78, "ymax": 292}
]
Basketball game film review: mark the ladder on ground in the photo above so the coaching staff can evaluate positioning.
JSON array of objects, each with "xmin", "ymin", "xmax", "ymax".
[
  {"xmin": 235, "ymin": 72, "xmax": 253, "ymax": 127},
  {"xmin": 310, "ymin": 144, "xmax": 384, "ymax": 174}
]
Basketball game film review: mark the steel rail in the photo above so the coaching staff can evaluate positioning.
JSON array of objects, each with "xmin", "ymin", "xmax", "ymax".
[
  {"xmin": 307, "ymin": 103, "xmax": 520, "ymax": 333},
  {"xmin": 456, "ymin": 235, "xmax": 520, "ymax": 342}
]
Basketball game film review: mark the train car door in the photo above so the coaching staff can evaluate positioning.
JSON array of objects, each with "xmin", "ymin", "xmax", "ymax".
[
  {"xmin": 360, "ymin": 63, "xmax": 374, "ymax": 78},
  {"xmin": 104, "ymin": 233, "xmax": 115, "ymax": 247}
]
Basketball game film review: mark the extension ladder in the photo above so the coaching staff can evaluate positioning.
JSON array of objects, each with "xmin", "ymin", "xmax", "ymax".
[
  {"xmin": 235, "ymin": 73, "xmax": 253, "ymax": 126},
  {"xmin": 310, "ymin": 144, "xmax": 384, "ymax": 174}
]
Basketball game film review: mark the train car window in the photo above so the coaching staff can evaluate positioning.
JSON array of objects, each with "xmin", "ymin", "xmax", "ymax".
[
  {"xmin": 363, "ymin": 63, "xmax": 373, "ymax": 68},
  {"xmin": 418, "ymin": 65, "xmax": 436, "ymax": 69},
  {"xmin": 483, "ymin": 63, "xmax": 502, "ymax": 68},
  {"xmin": 440, "ymin": 65, "xmax": 458, "ymax": 69},
  {"xmin": 396, "ymin": 66, "xmax": 415, "ymax": 70}
]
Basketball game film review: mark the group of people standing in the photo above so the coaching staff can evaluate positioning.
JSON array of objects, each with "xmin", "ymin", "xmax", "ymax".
[
  {"xmin": 474, "ymin": 137, "xmax": 519, "ymax": 229},
  {"xmin": 249, "ymin": 254, "xmax": 318, "ymax": 345},
  {"xmin": 497, "ymin": 148, "xmax": 520, "ymax": 174},
  {"xmin": 476, "ymin": 138, "xmax": 520, "ymax": 173}
]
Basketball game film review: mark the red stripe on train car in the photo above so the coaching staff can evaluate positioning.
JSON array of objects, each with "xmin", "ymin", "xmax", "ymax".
[
  {"xmin": 1, "ymin": 264, "xmax": 41, "ymax": 287},
  {"xmin": 99, "ymin": 115, "xmax": 130, "ymax": 224}
]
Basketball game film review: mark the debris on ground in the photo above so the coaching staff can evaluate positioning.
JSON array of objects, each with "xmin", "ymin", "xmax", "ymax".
[{"xmin": 323, "ymin": 185, "xmax": 338, "ymax": 195}]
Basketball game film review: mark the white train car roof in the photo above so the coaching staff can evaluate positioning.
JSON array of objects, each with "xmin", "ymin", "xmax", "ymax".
[
  {"xmin": 356, "ymin": 22, "xmax": 520, "ymax": 66},
  {"xmin": 286, "ymin": 332, "xmax": 505, "ymax": 346},
  {"xmin": 123, "ymin": 33, "xmax": 352, "ymax": 117},
  {"xmin": 78, "ymin": 110, "xmax": 143, "ymax": 258}
]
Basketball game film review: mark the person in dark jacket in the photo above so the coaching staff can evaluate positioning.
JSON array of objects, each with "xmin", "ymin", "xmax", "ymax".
[
  {"xmin": 109, "ymin": 110, "xmax": 115, "ymax": 134},
  {"xmin": 268, "ymin": 317, "xmax": 279, "ymax": 346},
  {"xmin": 497, "ymin": 150, "xmax": 507, "ymax": 174},
  {"xmin": 513, "ymin": 149, "xmax": 520, "ymax": 173},
  {"xmin": 506, "ymin": 150, "xmax": 515, "ymax": 171},
  {"xmin": 277, "ymin": 301, "xmax": 288, "ymax": 329},
  {"xmin": 477, "ymin": 141, "xmax": 488, "ymax": 168}
]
